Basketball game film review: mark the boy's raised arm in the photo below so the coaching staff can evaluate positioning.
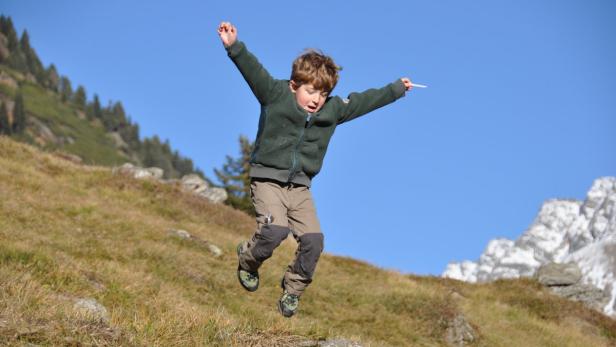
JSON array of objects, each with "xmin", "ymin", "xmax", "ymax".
[
  {"xmin": 337, "ymin": 78, "xmax": 412, "ymax": 124},
  {"xmin": 218, "ymin": 22, "xmax": 280, "ymax": 105}
]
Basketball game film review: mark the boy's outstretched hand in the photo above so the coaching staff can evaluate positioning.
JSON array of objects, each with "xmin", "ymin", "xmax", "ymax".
[
  {"xmin": 218, "ymin": 21, "xmax": 237, "ymax": 47},
  {"xmin": 401, "ymin": 78, "xmax": 413, "ymax": 92}
]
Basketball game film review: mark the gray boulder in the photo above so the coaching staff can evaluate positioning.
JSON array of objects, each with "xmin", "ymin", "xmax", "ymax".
[
  {"xmin": 550, "ymin": 283, "xmax": 611, "ymax": 312},
  {"xmin": 168, "ymin": 228, "xmax": 191, "ymax": 239},
  {"xmin": 73, "ymin": 298, "xmax": 109, "ymax": 323},
  {"xmin": 113, "ymin": 163, "xmax": 164, "ymax": 180},
  {"xmin": 535, "ymin": 262, "xmax": 611, "ymax": 313},
  {"xmin": 445, "ymin": 313, "xmax": 476, "ymax": 347},
  {"xmin": 181, "ymin": 174, "xmax": 227, "ymax": 204},
  {"xmin": 535, "ymin": 262, "xmax": 582, "ymax": 286}
]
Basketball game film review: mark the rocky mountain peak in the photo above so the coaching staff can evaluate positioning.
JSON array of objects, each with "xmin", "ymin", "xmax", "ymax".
[{"xmin": 443, "ymin": 177, "xmax": 616, "ymax": 317}]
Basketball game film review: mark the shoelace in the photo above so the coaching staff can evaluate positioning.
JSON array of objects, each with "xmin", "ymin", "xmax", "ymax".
[{"xmin": 283, "ymin": 294, "xmax": 298, "ymax": 306}]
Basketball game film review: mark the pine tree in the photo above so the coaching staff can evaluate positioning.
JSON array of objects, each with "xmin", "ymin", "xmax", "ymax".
[
  {"xmin": 59, "ymin": 76, "xmax": 72, "ymax": 102},
  {"xmin": 87, "ymin": 94, "xmax": 102, "ymax": 121},
  {"xmin": 1, "ymin": 16, "xmax": 27, "ymax": 71},
  {"xmin": 20, "ymin": 30, "xmax": 45, "ymax": 83},
  {"xmin": 0, "ymin": 16, "xmax": 19, "ymax": 52},
  {"xmin": 73, "ymin": 85, "xmax": 87, "ymax": 110},
  {"xmin": 12, "ymin": 92, "xmax": 26, "ymax": 133},
  {"xmin": 111, "ymin": 102, "xmax": 127, "ymax": 130},
  {"xmin": 215, "ymin": 135, "xmax": 254, "ymax": 215},
  {"xmin": 119, "ymin": 119, "xmax": 140, "ymax": 150},
  {"xmin": 0, "ymin": 102, "xmax": 11, "ymax": 135},
  {"xmin": 45, "ymin": 64, "xmax": 60, "ymax": 91},
  {"xmin": 141, "ymin": 136, "xmax": 174, "ymax": 177}
]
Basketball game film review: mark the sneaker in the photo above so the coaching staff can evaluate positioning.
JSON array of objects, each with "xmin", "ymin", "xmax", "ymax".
[
  {"xmin": 278, "ymin": 290, "xmax": 299, "ymax": 318},
  {"xmin": 236, "ymin": 242, "xmax": 259, "ymax": 292}
]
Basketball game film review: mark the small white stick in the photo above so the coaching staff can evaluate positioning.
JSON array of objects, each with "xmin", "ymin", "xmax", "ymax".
[{"xmin": 411, "ymin": 83, "xmax": 428, "ymax": 88}]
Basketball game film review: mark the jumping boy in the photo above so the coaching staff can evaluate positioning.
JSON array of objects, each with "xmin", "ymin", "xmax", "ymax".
[{"xmin": 218, "ymin": 21, "xmax": 414, "ymax": 317}]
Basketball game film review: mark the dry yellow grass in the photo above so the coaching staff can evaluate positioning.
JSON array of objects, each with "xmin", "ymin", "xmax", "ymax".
[{"xmin": 1, "ymin": 136, "xmax": 615, "ymax": 346}]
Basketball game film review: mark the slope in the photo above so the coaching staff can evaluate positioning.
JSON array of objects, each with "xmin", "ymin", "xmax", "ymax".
[{"xmin": 1, "ymin": 137, "xmax": 615, "ymax": 347}]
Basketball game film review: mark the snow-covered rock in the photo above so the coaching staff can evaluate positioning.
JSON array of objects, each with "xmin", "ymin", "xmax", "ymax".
[{"xmin": 443, "ymin": 177, "xmax": 616, "ymax": 317}]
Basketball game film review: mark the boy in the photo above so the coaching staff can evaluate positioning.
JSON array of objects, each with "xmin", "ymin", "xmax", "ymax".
[{"xmin": 218, "ymin": 21, "xmax": 413, "ymax": 317}]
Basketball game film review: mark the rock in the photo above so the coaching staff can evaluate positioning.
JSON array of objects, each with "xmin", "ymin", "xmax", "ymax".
[
  {"xmin": 535, "ymin": 262, "xmax": 582, "ymax": 286},
  {"xmin": 181, "ymin": 174, "xmax": 210, "ymax": 193},
  {"xmin": 445, "ymin": 313, "xmax": 476, "ymax": 347},
  {"xmin": 24, "ymin": 73, "xmax": 37, "ymax": 83},
  {"xmin": 54, "ymin": 151, "xmax": 83, "ymax": 164},
  {"xmin": 73, "ymin": 298, "xmax": 109, "ymax": 323},
  {"xmin": 296, "ymin": 339, "xmax": 364, "ymax": 347},
  {"xmin": 168, "ymin": 228, "xmax": 224, "ymax": 257},
  {"xmin": 318, "ymin": 339, "xmax": 364, "ymax": 347},
  {"xmin": 113, "ymin": 163, "xmax": 164, "ymax": 180},
  {"xmin": 549, "ymin": 283, "xmax": 611, "ymax": 312},
  {"xmin": 107, "ymin": 131, "xmax": 129, "ymax": 151},
  {"xmin": 207, "ymin": 243, "xmax": 223, "ymax": 257},
  {"xmin": 29, "ymin": 116, "xmax": 61, "ymax": 146},
  {"xmin": 168, "ymin": 229, "xmax": 191, "ymax": 239},
  {"xmin": 0, "ymin": 70, "xmax": 17, "ymax": 90},
  {"xmin": 198, "ymin": 187, "xmax": 228, "ymax": 204},
  {"xmin": 181, "ymin": 174, "xmax": 228, "ymax": 204}
]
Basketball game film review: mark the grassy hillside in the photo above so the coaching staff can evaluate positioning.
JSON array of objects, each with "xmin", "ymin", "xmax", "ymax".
[
  {"xmin": 0, "ymin": 65, "xmax": 130, "ymax": 166},
  {"xmin": 1, "ymin": 136, "xmax": 615, "ymax": 346}
]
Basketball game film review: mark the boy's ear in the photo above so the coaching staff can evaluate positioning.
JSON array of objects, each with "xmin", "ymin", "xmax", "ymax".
[{"xmin": 289, "ymin": 80, "xmax": 298, "ymax": 93}]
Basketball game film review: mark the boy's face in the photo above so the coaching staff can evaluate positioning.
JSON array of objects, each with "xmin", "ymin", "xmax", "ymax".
[{"xmin": 290, "ymin": 81, "xmax": 328, "ymax": 114}]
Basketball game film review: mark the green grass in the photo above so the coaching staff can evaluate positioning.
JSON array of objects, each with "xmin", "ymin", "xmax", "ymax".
[
  {"xmin": 19, "ymin": 82, "xmax": 127, "ymax": 165},
  {"xmin": 0, "ymin": 64, "xmax": 128, "ymax": 166},
  {"xmin": 1, "ymin": 136, "xmax": 615, "ymax": 346}
]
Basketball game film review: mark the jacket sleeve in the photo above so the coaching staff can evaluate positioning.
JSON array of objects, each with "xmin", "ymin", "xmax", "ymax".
[
  {"xmin": 226, "ymin": 40, "xmax": 282, "ymax": 105},
  {"xmin": 336, "ymin": 79, "xmax": 407, "ymax": 124}
]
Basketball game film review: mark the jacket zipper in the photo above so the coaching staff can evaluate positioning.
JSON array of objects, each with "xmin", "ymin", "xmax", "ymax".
[{"xmin": 288, "ymin": 113, "xmax": 312, "ymax": 181}]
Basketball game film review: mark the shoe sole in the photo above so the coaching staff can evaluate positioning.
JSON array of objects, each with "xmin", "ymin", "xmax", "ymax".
[
  {"xmin": 237, "ymin": 242, "xmax": 258, "ymax": 292},
  {"xmin": 277, "ymin": 297, "xmax": 294, "ymax": 318}
]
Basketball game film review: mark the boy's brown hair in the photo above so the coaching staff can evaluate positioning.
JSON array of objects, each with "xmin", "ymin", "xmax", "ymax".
[{"xmin": 291, "ymin": 49, "xmax": 341, "ymax": 94}]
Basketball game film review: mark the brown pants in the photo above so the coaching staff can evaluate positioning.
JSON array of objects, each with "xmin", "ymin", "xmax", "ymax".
[{"xmin": 238, "ymin": 178, "xmax": 324, "ymax": 296}]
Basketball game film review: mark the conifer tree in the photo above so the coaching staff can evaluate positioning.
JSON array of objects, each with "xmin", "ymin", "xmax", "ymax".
[
  {"xmin": 111, "ymin": 102, "xmax": 128, "ymax": 130},
  {"xmin": 141, "ymin": 136, "xmax": 174, "ymax": 177},
  {"xmin": 12, "ymin": 92, "xmax": 26, "ymax": 133},
  {"xmin": 73, "ymin": 85, "xmax": 87, "ymax": 110},
  {"xmin": 1, "ymin": 16, "xmax": 27, "ymax": 71},
  {"xmin": 0, "ymin": 16, "xmax": 19, "ymax": 52},
  {"xmin": 59, "ymin": 76, "xmax": 72, "ymax": 102},
  {"xmin": 215, "ymin": 135, "xmax": 254, "ymax": 215},
  {"xmin": 87, "ymin": 94, "xmax": 102, "ymax": 121},
  {"xmin": 45, "ymin": 64, "xmax": 60, "ymax": 91},
  {"xmin": 119, "ymin": 120, "xmax": 140, "ymax": 150},
  {"xmin": 20, "ymin": 30, "xmax": 45, "ymax": 82},
  {"xmin": 0, "ymin": 102, "xmax": 11, "ymax": 135}
]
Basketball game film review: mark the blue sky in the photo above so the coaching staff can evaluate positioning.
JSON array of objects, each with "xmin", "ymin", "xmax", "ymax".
[{"xmin": 3, "ymin": 1, "xmax": 615, "ymax": 275}]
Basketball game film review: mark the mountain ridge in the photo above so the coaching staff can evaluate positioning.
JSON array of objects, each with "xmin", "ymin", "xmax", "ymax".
[{"xmin": 444, "ymin": 177, "xmax": 616, "ymax": 318}]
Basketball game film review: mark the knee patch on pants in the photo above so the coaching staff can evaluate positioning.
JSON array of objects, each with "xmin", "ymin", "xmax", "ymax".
[
  {"xmin": 293, "ymin": 233, "xmax": 324, "ymax": 280},
  {"xmin": 251, "ymin": 224, "xmax": 289, "ymax": 263}
]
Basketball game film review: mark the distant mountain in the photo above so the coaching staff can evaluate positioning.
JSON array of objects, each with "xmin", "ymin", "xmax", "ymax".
[
  {"xmin": 0, "ymin": 15, "xmax": 208, "ymax": 182},
  {"xmin": 443, "ymin": 177, "xmax": 616, "ymax": 317}
]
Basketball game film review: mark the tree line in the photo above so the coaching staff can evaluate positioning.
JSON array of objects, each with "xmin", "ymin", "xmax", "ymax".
[{"xmin": 0, "ymin": 15, "xmax": 204, "ymax": 179}]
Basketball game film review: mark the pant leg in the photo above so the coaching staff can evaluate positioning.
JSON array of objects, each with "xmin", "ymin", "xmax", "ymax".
[
  {"xmin": 238, "ymin": 179, "xmax": 290, "ymax": 272},
  {"xmin": 283, "ymin": 184, "xmax": 324, "ymax": 296}
]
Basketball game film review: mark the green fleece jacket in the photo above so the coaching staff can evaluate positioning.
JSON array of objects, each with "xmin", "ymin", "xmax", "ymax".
[{"xmin": 226, "ymin": 40, "xmax": 407, "ymax": 187}]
